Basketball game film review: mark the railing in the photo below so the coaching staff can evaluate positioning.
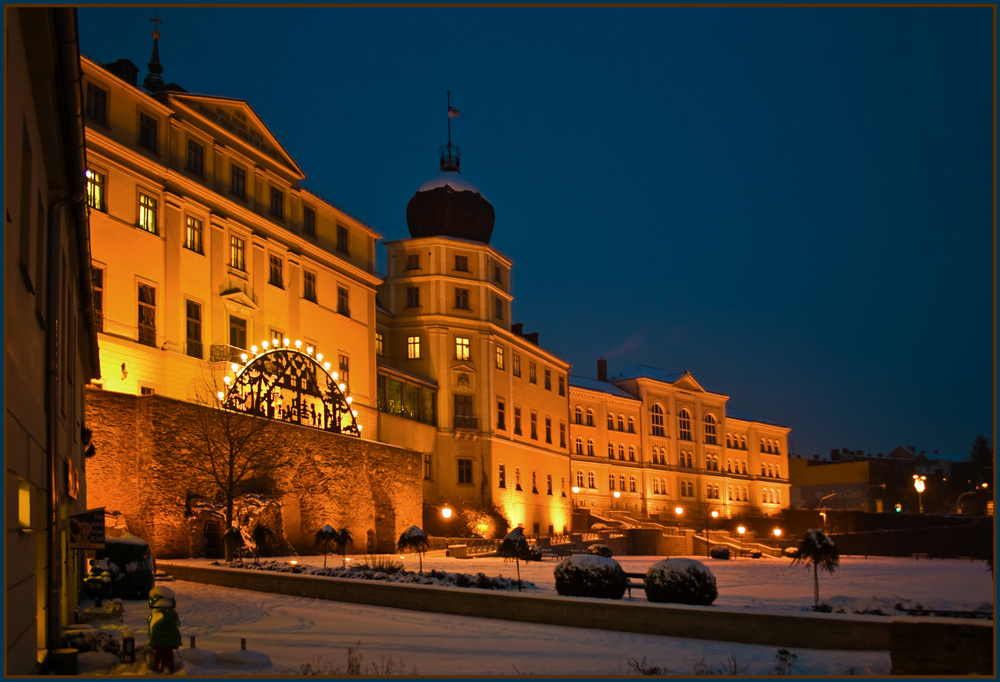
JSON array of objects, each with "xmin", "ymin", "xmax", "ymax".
[
  {"xmin": 138, "ymin": 324, "xmax": 156, "ymax": 347},
  {"xmin": 100, "ymin": 316, "xmax": 159, "ymax": 347},
  {"xmin": 453, "ymin": 415, "xmax": 478, "ymax": 430},
  {"xmin": 209, "ymin": 344, "xmax": 245, "ymax": 363}
]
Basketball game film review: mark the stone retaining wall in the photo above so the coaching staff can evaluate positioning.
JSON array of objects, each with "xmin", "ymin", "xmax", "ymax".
[
  {"xmin": 160, "ymin": 562, "xmax": 890, "ymax": 651},
  {"xmin": 889, "ymin": 617, "xmax": 994, "ymax": 675}
]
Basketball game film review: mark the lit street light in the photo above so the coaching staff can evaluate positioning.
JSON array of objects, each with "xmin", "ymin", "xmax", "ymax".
[
  {"xmin": 913, "ymin": 475, "xmax": 926, "ymax": 514},
  {"xmin": 737, "ymin": 525, "xmax": 746, "ymax": 559},
  {"xmin": 441, "ymin": 505, "xmax": 453, "ymax": 519},
  {"xmin": 706, "ymin": 510, "xmax": 720, "ymax": 557}
]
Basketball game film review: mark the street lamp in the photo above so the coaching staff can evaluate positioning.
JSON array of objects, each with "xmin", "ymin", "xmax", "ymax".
[
  {"xmin": 706, "ymin": 510, "xmax": 720, "ymax": 557},
  {"xmin": 613, "ymin": 490, "xmax": 620, "ymax": 510},
  {"xmin": 913, "ymin": 475, "xmax": 926, "ymax": 514},
  {"xmin": 674, "ymin": 506, "xmax": 684, "ymax": 516},
  {"xmin": 737, "ymin": 525, "xmax": 746, "ymax": 559},
  {"xmin": 441, "ymin": 505, "xmax": 453, "ymax": 519}
]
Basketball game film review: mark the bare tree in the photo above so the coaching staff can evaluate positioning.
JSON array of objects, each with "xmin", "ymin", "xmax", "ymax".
[{"xmin": 183, "ymin": 376, "xmax": 290, "ymax": 560}]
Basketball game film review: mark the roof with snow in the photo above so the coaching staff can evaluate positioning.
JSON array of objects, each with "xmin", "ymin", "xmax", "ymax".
[
  {"xmin": 611, "ymin": 365, "xmax": 686, "ymax": 384},
  {"xmin": 569, "ymin": 376, "xmax": 639, "ymax": 400},
  {"xmin": 416, "ymin": 172, "xmax": 489, "ymax": 201},
  {"xmin": 725, "ymin": 407, "xmax": 787, "ymax": 428}
]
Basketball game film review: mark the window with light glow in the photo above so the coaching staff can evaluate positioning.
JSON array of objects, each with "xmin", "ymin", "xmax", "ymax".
[
  {"xmin": 18, "ymin": 478, "xmax": 31, "ymax": 528},
  {"xmin": 185, "ymin": 216, "xmax": 203, "ymax": 254},
  {"xmin": 455, "ymin": 337, "xmax": 470, "ymax": 361},
  {"xmin": 138, "ymin": 193, "xmax": 157, "ymax": 234},
  {"xmin": 407, "ymin": 336, "xmax": 420, "ymax": 360},
  {"xmin": 86, "ymin": 169, "xmax": 106, "ymax": 211},
  {"xmin": 230, "ymin": 235, "xmax": 246, "ymax": 271},
  {"xmin": 496, "ymin": 346, "xmax": 505, "ymax": 370}
]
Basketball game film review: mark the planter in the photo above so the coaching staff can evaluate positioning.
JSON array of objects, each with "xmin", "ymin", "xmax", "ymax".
[{"xmin": 51, "ymin": 648, "xmax": 79, "ymax": 675}]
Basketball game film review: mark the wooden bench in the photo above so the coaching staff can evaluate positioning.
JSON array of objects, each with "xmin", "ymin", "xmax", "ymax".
[
  {"xmin": 624, "ymin": 572, "xmax": 645, "ymax": 598},
  {"xmin": 911, "ymin": 552, "xmax": 929, "ymax": 560}
]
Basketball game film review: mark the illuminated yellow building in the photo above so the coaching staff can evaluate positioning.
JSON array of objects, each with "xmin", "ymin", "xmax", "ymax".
[
  {"xmin": 568, "ymin": 362, "xmax": 791, "ymax": 521},
  {"xmin": 80, "ymin": 42, "xmax": 381, "ymax": 434},
  {"xmin": 375, "ymin": 143, "xmax": 573, "ymax": 534}
]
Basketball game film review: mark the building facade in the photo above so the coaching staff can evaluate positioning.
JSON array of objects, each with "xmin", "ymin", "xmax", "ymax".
[{"xmin": 5, "ymin": 8, "xmax": 102, "ymax": 674}]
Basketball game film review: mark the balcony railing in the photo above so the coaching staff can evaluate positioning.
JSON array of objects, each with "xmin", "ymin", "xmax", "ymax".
[
  {"xmin": 454, "ymin": 415, "xmax": 478, "ymax": 430},
  {"xmin": 138, "ymin": 324, "xmax": 157, "ymax": 347},
  {"xmin": 186, "ymin": 341, "xmax": 203, "ymax": 360},
  {"xmin": 209, "ymin": 344, "xmax": 246, "ymax": 364},
  {"xmin": 100, "ymin": 316, "xmax": 159, "ymax": 348}
]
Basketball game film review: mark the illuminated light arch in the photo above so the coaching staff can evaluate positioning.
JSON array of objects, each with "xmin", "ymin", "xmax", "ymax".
[{"xmin": 220, "ymin": 345, "xmax": 361, "ymax": 437}]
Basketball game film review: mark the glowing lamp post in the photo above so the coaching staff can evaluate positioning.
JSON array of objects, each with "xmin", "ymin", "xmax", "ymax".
[
  {"xmin": 441, "ymin": 505, "xmax": 453, "ymax": 520},
  {"xmin": 706, "ymin": 510, "xmax": 720, "ymax": 557},
  {"xmin": 737, "ymin": 525, "xmax": 746, "ymax": 558},
  {"xmin": 913, "ymin": 475, "xmax": 926, "ymax": 513},
  {"xmin": 773, "ymin": 528, "xmax": 782, "ymax": 538},
  {"xmin": 674, "ymin": 506, "xmax": 684, "ymax": 516}
]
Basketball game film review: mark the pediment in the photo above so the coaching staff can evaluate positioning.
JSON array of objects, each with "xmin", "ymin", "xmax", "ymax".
[
  {"xmin": 672, "ymin": 371, "xmax": 706, "ymax": 393},
  {"xmin": 169, "ymin": 93, "xmax": 304, "ymax": 179},
  {"xmin": 451, "ymin": 363, "xmax": 477, "ymax": 393},
  {"xmin": 221, "ymin": 288, "xmax": 259, "ymax": 317}
]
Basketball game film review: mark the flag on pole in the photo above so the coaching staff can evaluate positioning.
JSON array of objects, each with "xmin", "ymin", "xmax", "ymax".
[{"xmin": 448, "ymin": 106, "xmax": 462, "ymax": 118}]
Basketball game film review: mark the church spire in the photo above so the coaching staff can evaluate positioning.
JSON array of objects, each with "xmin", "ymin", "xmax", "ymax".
[{"xmin": 143, "ymin": 14, "xmax": 164, "ymax": 92}]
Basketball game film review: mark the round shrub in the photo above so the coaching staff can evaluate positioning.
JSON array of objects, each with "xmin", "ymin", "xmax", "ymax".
[
  {"xmin": 590, "ymin": 523, "xmax": 608, "ymax": 530},
  {"xmin": 750, "ymin": 550, "xmax": 763, "ymax": 559},
  {"xmin": 586, "ymin": 544, "xmax": 613, "ymax": 558},
  {"xmin": 644, "ymin": 558, "xmax": 718, "ymax": 606},
  {"xmin": 709, "ymin": 546, "xmax": 730, "ymax": 560},
  {"xmin": 554, "ymin": 555, "xmax": 628, "ymax": 599},
  {"xmin": 784, "ymin": 547, "xmax": 800, "ymax": 559}
]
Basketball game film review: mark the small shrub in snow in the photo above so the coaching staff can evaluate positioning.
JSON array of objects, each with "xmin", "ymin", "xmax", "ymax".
[
  {"xmin": 62, "ymin": 628, "xmax": 121, "ymax": 656},
  {"xmin": 644, "ymin": 558, "xmax": 718, "ymax": 606},
  {"xmin": 750, "ymin": 549, "xmax": 763, "ymax": 559},
  {"xmin": 554, "ymin": 554, "xmax": 628, "ymax": 599},
  {"xmin": 589, "ymin": 523, "xmax": 608, "ymax": 530},
  {"xmin": 783, "ymin": 546, "xmax": 800, "ymax": 559},
  {"xmin": 586, "ymin": 544, "xmax": 613, "ymax": 558},
  {"xmin": 709, "ymin": 546, "xmax": 730, "ymax": 560}
]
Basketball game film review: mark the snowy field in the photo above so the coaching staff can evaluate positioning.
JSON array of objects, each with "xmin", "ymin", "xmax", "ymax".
[{"xmin": 79, "ymin": 554, "xmax": 991, "ymax": 677}]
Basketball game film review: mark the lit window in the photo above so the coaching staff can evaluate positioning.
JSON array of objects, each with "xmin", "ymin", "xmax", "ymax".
[
  {"xmin": 513, "ymin": 354, "xmax": 521, "ymax": 377},
  {"xmin": 137, "ymin": 283, "xmax": 156, "ymax": 347},
  {"xmin": 704, "ymin": 414, "xmax": 717, "ymax": 444},
  {"xmin": 230, "ymin": 235, "xmax": 246, "ymax": 271},
  {"xmin": 375, "ymin": 332, "xmax": 384, "ymax": 357},
  {"xmin": 407, "ymin": 336, "xmax": 421, "ymax": 360},
  {"xmin": 185, "ymin": 299, "xmax": 202, "ymax": 359},
  {"xmin": 269, "ymin": 254, "xmax": 283, "ymax": 288},
  {"xmin": 678, "ymin": 409, "xmax": 692, "ymax": 441},
  {"xmin": 185, "ymin": 216, "xmax": 203, "ymax": 254},
  {"xmin": 303, "ymin": 206, "xmax": 316, "ymax": 236},
  {"xmin": 138, "ymin": 192, "xmax": 157, "ymax": 234},
  {"xmin": 455, "ymin": 337, "xmax": 470, "ymax": 361},
  {"xmin": 18, "ymin": 478, "xmax": 31, "ymax": 528},
  {"xmin": 303, "ymin": 270, "xmax": 317, "ymax": 302},
  {"xmin": 496, "ymin": 346, "xmax": 505, "ymax": 370},
  {"xmin": 498, "ymin": 464, "xmax": 506, "ymax": 488},
  {"xmin": 86, "ymin": 169, "xmax": 106, "ymax": 212},
  {"xmin": 651, "ymin": 404, "xmax": 664, "ymax": 436}
]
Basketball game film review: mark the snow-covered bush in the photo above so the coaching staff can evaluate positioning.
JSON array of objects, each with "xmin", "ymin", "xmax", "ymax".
[
  {"xmin": 554, "ymin": 554, "xmax": 628, "ymax": 599},
  {"xmin": 750, "ymin": 550, "xmax": 763, "ymax": 559},
  {"xmin": 783, "ymin": 546, "xmax": 800, "ymax": 559},
  {"xmin": 62, "ymin": 627, "xmax": 121, "ymax": 656},
  {"xmin": 644, "ymin": 558, "xmax": 718, "ymax": 605},
  {"xmin": 709, "ymin": 546, "xmax": 731, "ymax": 560},
  {"xmin": 586, "ymin": 544, "xmax": 613, "ymax": 558},
  {"xmin": 589, "ymin": 523, "xmax": 608, "ymax": 530}
]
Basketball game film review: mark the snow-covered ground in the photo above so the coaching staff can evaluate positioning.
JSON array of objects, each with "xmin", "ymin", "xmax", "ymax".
[{"xmin": 78, "ymin": 554, "xmax": 991, "ymax": 676}]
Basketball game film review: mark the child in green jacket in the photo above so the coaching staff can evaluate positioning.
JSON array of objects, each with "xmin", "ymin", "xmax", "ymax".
[{"xmin": 147, "ymin": 586, "xmax": 181, "ymax": 673}]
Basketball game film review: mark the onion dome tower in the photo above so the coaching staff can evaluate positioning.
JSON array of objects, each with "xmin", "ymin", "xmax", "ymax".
[{"xmin": 406, "ymin": 93, "xmax": 495, "ymax": 244}]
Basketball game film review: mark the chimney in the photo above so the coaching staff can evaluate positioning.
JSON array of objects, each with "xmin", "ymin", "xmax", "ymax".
[
  {"xmin": 523, "ymin": 331, "xmax": 539, "ymax": 346},
  {"xmin": 511, "ymin": 322, "xmax": 523, "ymax": 336},
  {"xmin": 597, "ymin": 358, "xmax": 607, "ymax": 382}
]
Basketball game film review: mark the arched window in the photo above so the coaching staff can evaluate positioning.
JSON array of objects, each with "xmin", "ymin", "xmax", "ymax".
[
  {"xmin": 707, "ymin": 483, "xmax": 713, "ymax": 499},
  {"xmin": 650, "ymin": 404, "xmax": 664, "ymax": 436},
  {"xmin": 714, "ymin": 484, "xmax": 720, "ymax": 499},
  {"xmin": 628, "ymin": 416, "xmax": 635, "ymax": 433},
  {"xmin": 761, "ymin": 489, "xmax": 767, "ymax": 504},
  {"xmin": 767, "ymin": 463, "xmax": 773, "ymax": 477},
  {"xmin": 619, "ymin": 475, "xmax": 626, "ymax": 491},
  {"xmin": 742, "ymin": 487, "xmax": 748, "ymax": 501},
  {"xmin": 609, "ymin": 474, "xmax": 615, "ymax": 490},
  {"xmin": 575, "ymin": 437, "xmax": 583, "ymax": 455},
  {"xmin": 618, "ymin": 444, "xmax": 625, "ymax": 460},
  {"xmin": 617, "ymin": 414, "xmax": 624, "ymax": 432},
  {"xmin": 607, "ymin": 412, "xmax": 614, "ymax": 429},
  {"xmin": 587, "ymin": 439, "xmax": 595, "ymax": 456},
  {"xmin": 740, "ymin": 435, "xmax": 747, "ymax": 450},
  {"xmin": 629, "ymin": 476, "xmax": 636, "ymax": 493},
  {"xmin": 628, "ymin": 445, "xmax": 635, "ymax": 462},
  {"xmin": 608, "ymin": 442, "xmax": 615, "ymax": 459},
  {"xmin": 761, "ymin": 463, "xmax": 766, "ymax": 476},
  {"xmin": 760, "ymin": 438, "xmax": 766, "ymax": 452},
  {"xmin": 587, "ymin": 471, "xmax": 595, "ymax": 489},
  {"xmin": 774, "ymin": 442, "xmax": 780, "ymax": 455},
  {"xmin": 777, "ymin": 489, "xmax": 782, "ymax": 504},
  {"xmin": 742, "ymin": 460, "xmax": 747, "ymax": 474},
  {"xmin": 574, "ymin": 406, "xmax": 582, "ymax": 425},
  {"xmin": 653, "ymin": 478, "xmax": 660, "ymax": 494},
  {"xmin": 704, "ymin": 414, "xmax": 717, "ymax": 444},
  {"xmin": 774, "ymin": 465, "xmax": 780, "ymax": 478},
  {"xmin": 768, "ymin": 489, "xmax": 775, "ymax": 504},
  {"xmin": 678, "ymin": 409, "xmax": 692, "ymax": 441},
  {"xmin": 586, "ymin": 408, "xmax": 594, "ymax": 427},
  {"xmin": 576, "ymin": 470, "xmax": 584, "ymax": 487},
  {"xmin": 727, "ymin": 458, "xmax": 732, "ymax": 473},
  {"xmin": 728, "ymin": 485, "xmax": 733, "ymax": 501}
]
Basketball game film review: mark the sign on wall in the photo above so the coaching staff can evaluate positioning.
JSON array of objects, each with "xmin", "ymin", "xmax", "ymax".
[{"xmin": 69, "ymin": 508, "xmax": 106, "ymax": 549}]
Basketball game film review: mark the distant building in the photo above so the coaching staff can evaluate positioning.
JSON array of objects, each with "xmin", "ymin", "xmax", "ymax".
[{"xmin": 5, "ymin": 7, "xmax": 101, "ymax": 674}]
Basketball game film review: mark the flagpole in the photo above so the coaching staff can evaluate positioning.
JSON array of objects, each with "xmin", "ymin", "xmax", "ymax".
[{"xmin": 447, "ymin": 90, "xmax": 451, "ymax": 147}]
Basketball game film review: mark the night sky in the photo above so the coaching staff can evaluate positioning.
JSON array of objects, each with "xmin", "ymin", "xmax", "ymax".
[{"xmin": 77, "ymin": 7, "xmax": 994, "ymax": 461}]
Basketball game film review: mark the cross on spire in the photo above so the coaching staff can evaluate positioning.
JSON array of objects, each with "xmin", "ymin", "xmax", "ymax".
[{"xmin": 151, "ymin": 14, "xmax": 162, "ymax": 40}]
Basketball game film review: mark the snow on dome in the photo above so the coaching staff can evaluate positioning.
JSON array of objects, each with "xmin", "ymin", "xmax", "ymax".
[
  {"xmin": 321, "ymin": 524, "xmax": 335, "ymax": 533},
  {"xmin": 416, "ymin": 172, "xmax": 488, "ymax": 200},
  {"xmin": 150, "ymin": 585, "xmax": 176, "ymax": 600},
  {"xmin": 399, "ymin": 525, "xmax": 427, "ymax": 540}
]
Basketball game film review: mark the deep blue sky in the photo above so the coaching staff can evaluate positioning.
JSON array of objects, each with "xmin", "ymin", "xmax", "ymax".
[{"xmin": 77, "ymin": 7, "xmax": 994, "ymax": 461}]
